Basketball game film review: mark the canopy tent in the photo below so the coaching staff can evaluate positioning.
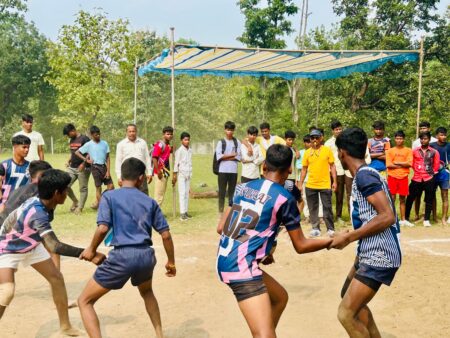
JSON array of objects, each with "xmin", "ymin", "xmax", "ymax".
[
  {"xmin": 138, "ymin": 44, "xmax": 419, "ymax": 80},
  {"xmin": 135, "ymin": 35, "xmax": 424, "ymax": 218}
]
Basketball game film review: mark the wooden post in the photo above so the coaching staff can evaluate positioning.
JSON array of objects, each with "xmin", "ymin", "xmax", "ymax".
[
  {"xmin": 170, "ymin": 27, "xmax": 177, "ymax": 219},
  {"xmin": 416, "ymin": 37, "xmax": 425, "ymax": 138},
  {"xmin": 134, "ymin": 57, "xmax": 138, "ymax": 124}
]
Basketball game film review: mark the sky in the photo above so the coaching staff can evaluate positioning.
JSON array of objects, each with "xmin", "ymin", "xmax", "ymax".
[{"xmin": 25, "ymin": 0, "xmax": 448, "ymax": 49}]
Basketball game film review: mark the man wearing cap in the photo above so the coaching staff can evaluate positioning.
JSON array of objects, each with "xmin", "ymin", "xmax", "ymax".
[{"xmin": 299, "ymin": 129, "xmax": 337, "ymax": 237}]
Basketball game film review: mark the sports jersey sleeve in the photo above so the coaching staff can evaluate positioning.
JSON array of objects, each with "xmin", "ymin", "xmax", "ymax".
[
  {"xmin": 97, "ymin": 194, "xmax": 112, "ymax": 228},
  {"xmin": 30, "ymin": 212, "xmax": 53, "ymax": 237},
  {"xmin": 277, "ymin": 197, "xmax": 301, "ymax": 231},
  {"xmin": 151, "ymin": 202, "xmax": 170, "ymax": 233},
  {"xmin": 356, "ymin": 170, "xmax": 383, "ymax": 198}
]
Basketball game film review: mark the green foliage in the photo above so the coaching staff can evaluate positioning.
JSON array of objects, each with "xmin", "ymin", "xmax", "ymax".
[{"xmin": 237, "ymin": 0, "xmax": 298, "ymax": 48}]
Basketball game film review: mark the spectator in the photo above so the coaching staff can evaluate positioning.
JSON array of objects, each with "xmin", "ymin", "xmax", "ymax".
[
  {"xmin": 430, "ymin": 127, "xmax": 450, "ymax": 225},
  {"xmin": 63, "ymin": 123, "xmax": 91, "ymax": 214},
  {"xmin": 299, "ymin": 129, "xmax": 337, "ymax": 237},
  {"xmin": 216, "ymin": 121, "xmax": 241, "ymax": 214},
  {"xmin": 368, "ymin": 120, "xmax": 390, "ymax": 176},
  {"xmin": 14, "ymin": 114, "xmax": 45, "ymax": 161},
  {"xmin": 172, "ymin": 132, "xmax": 193, "ymax": 221},
  {"xmin": 284, "ymin": 130, "xmax": 299, "ymax": 184},
  {"xmin": 325, "ymin": 120, "xmax": 346, "ymax": 224},
  {"xmin": 115, "ymin": 124, "xmax": 152, "ymax": 194},
  {"xmin": 412, "ymin": 121, "xmax": 437, "ymax": 149},
  {"xmin": 405, "ymin": 132, "xmax": 440, "ymax": 227},
  {"xmin": 386, "ymin": 130, "xmax": 413, "ymax": 227},
  {"xmin": 75, "ymin": 126, "xmax": 114, "ymax": 209},
  {"xmin": 240, "ymin": 126, "xmax": 264, "ymax": 183},
  {"xmin": 296, "ymin": 135, "xmax": 312, "ymax": 220},
  {"xmin": 152, "ymin": 126, "xmax": 174, "ymax": 207}
]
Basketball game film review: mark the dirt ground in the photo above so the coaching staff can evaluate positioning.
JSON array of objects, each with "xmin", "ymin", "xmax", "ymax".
[{"xmin": 2, "ymin": 225, "xmax": 450, "ymax": 338}]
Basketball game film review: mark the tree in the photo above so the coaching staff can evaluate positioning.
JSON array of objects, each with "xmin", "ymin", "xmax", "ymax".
[{"xmin": 46, "ymin": 10, "xmax": 134, "ymax": 130}]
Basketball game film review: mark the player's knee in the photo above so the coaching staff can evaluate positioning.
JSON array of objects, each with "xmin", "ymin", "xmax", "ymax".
[
  {"xmin": 0, "ymin": 283, "xmax": 15, "ymax": 307},
  {"xmin": 48, "ymin": 269, "xmax": 64, "ymax": 285},
  {"xmin": 337, "ymin": 303, "xmax": 352, "ymax": 325}
]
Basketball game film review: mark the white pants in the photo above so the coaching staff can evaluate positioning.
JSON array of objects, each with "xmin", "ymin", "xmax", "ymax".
[{"xmin": 177, "ymin": 174, "xmax": 191, "ymax": 214}]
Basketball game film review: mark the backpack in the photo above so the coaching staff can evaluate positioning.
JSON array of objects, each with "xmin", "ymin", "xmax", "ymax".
[
  {"xmin": 213, "ymin": 138, "xmax": 238, "ymax": 175},
  {"xmin": 149, "ymin": 141, "xmax": 166, "ymax": 172}
]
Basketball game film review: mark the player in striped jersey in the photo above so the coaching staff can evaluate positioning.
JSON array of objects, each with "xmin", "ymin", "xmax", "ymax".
[
  {"xmin": 0, "ymin": 135, "xmax": 31, "ymax": 206},
  {"xmin": 331, "ymin": 128, "xmax": 401, "ymax": 338},
  {"xmin": 216, "ymin": 144, "xmax": 332, "ymax": 338}
]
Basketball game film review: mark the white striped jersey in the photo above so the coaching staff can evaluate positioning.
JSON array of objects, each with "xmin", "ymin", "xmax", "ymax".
[{"xmin": 351, "ymin": 166, "xmax": 401, "ymax": 268}]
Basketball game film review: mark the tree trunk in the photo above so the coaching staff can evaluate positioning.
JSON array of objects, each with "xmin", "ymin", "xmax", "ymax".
[{"xmin": 287, "ymin": 79, "xmax": 301, "ymax": 124}]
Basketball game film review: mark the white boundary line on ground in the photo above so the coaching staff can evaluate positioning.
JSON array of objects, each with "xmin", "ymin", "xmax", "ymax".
[{"xmin": 405, "ymin": 238, "xmax": 450, "ymax": 257}]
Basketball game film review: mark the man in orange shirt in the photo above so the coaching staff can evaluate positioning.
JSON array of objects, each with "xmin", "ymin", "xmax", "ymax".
[{"xmin": 386, "ymin": 131, "xmax": 413, "ymax": 226}]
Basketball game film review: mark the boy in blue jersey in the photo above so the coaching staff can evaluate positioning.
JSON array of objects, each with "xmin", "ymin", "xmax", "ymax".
[
  {"xmin": 77, "ymin": 158, "xmax": 176, "ymax": 338},
  {"xmin": 0, "ymin": 135, "xmax": 31, "ymax": 205},
  {"xmin": 216, "ymin": 144, "xmax": 332, "ymax": 338},
  {"xmin": 332, "ymin": 128, "xmax": 401, "ymax": 338},
  {"xmin": 0, "ymin": 169, "xmax": 105, "ymax": 336}
]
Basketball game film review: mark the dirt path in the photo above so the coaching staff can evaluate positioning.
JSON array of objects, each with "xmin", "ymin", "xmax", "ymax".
[{"xmin": 2, "ymin": 226, "xmax": 450, "ymax": 337}]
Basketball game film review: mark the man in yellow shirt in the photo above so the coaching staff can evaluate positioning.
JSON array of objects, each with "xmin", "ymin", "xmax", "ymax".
[{"xmin": 299, "ymin": 129, "xmax": 337, "ymax": 237}]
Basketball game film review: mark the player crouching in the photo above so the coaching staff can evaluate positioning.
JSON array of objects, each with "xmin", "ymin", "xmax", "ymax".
[{"xmin": 0, "ymin": 169, "xmax": 105, "ymax": 336}]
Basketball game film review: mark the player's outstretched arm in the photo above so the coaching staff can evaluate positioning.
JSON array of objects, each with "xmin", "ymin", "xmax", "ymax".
[
  {"xmin": 42, "ymin": 231, "xmax": 105, "ymax": 265},
  {"xmin": 330, "ymin": 190, "xmax": 396, "ymax": 250},
  {"xmin": 287, "ymin": 228, "xmax": 332, "ymax": 254},
  {"xmin": 160, "ymin": 230, "xmax": 176, "ymax": 277},
  {"xmin": 79, "ymin": 224, "xmax": 109, "ymax": 262}
]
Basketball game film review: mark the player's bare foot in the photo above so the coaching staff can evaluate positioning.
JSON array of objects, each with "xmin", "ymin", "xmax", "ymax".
[
  {"xmin": 74, "ymin": 207, "xmax": 83, "ymax": 215},
  {"xmin": 59, "ymin": 326, "xmax": 83, "ymax": 336}
]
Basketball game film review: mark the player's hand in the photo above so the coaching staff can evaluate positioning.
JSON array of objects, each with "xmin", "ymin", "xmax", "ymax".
[
  {"xmin": 91, "ymin": 252, "xmax": 106, "ymax": 265},
  {"xmin": 147, "ymin": 175, "xmax": 152, "ymax": 184},
  {"xmin": 329, "ymin": 231, "xmax": 351, "ymax": 250},
  {"xmin": 157, "ymin": 171, "xmax": 163, "ymax": 179},
  {"xmin": 261, "ymin": 254, "xmax": 275, "ymax": 265},
  {"xmin": 79, "ymin": 247, "xmax": 96, "ymax": 261},
  {"xmin": 165, "ymin": 262, "xmax": 176, "ymax": 277},
  {"xmin": 332, "ymin": 182, "xmax": 337, "ymax": 192}
]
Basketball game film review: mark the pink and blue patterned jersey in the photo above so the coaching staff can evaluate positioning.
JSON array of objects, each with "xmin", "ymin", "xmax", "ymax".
[
  {"xmin": 216, "ymin": 179, "xmax": 300, "ymax": 284},
  {"xmin": 0, "ymin": 197, "xmax": 53, "ymax": 254},
  {"xmin": 0, "ymin": 159, "xmax": 30, "ymax": 205}
]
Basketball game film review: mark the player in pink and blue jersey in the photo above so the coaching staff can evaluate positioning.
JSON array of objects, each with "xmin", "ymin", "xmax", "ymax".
[
  {"xmin": 216, "ymin": 144, "xmax": 332, "ymax": 338},
  {"xmin": 0, "ymin": 135, "xmax": 31, "ymax": 206}
]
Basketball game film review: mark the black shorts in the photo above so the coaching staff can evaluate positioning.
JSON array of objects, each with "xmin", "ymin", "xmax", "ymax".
[
  {"xmin": 228, "ymin": 279, "xmax": 267, "ymax": 302},
  {"xmin": 341, "ymin": 261, "xmax": 399, "ymax": 296},
  {"xmin": 92, "ymin": 164, "xmax": 113, "ymax": 187}
]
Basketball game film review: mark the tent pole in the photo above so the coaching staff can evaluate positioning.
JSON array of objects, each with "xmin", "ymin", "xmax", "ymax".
[
  {"xmin": 134, "ymin": 57, "xmax": 138, "ymax": 124},
  {"xmin": 416, "ymin": 36, "xmax": 424, "ymax": 138},
  {"xmin": 170, "ymin": 27, "xmax": 177, "ymax": 219}
]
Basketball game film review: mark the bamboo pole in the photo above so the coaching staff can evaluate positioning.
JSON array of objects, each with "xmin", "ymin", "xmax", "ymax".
[
  {"xmin": 416, "ymin": 37, "xmax": 425, "ymax": 138},
  {"xmin": 170, "ymin": 27, "xmax": 177, "ymax": 219},
  {"xmin": 134, "ymin": 57, "xmax": 138, "ymax": 124}
]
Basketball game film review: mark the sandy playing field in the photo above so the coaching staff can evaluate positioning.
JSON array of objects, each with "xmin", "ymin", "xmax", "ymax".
[{"xmin": 2, "ymin": 224, "xmax": 450, "ymax": 338}]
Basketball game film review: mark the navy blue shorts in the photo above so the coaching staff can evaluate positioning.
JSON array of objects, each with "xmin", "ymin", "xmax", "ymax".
[
  {"xmin": 355, "ymin": 261, "xmax": 398, "ymax": 291},
  {"xmin": 94, "ymin": 245, "xmax": 156, "ymax": 290}
]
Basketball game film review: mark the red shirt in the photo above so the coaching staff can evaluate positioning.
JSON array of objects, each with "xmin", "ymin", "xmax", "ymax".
[
  {"xmin": 411, "ymin": 146, "xmax": 440, "ymax": 182},
  {"xmin": 152, "ymin": 141, "xmax": 171, "ymax": 175}
]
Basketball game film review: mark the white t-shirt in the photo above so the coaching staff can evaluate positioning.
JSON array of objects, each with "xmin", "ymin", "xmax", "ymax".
[
  {"xmin": 14, "ymin": 130, "xmax": 45, "ymax": 161},
  {"xmin": 412, "ymin": 136, "xmax": 437, "ymax": 150}
]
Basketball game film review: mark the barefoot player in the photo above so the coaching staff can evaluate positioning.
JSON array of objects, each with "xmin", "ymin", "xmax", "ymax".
[
  {"xmin": 0, "ymin": 169, "xmax": 105, "ymax": 336},
  {"xmin": 78, "ymin": 158, "xmax": 176, "ymax": 338},
  {"xmin": 331, "ymin": 128, "xmax": 401, "ymax": 338},
  {"xmin": 216, "ymin": 144, "xmax": 331, "ymax": 338}
]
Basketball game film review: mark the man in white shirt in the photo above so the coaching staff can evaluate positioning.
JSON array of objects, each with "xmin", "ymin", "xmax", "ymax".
[
  {"xmin": 172, "ymin": 132, "xmax": 193, "ymax": 221},
  {"xmin": 325, "ymin": 121, "xmax": 346, "ymax": 224},
  {"xmin": 115, "ymin": 124, "xmax": 152, "ymax": 194},
  {"xmin": 14, "ymin": 114, "xmax": 45, "ymax": 161},
  {"xmin": 412, "ymin": 121, "xmax": 437, "ymax": 149},
  {"xmin": 240, "ymin": 126, "xmax": 264, "ymax": 183}
]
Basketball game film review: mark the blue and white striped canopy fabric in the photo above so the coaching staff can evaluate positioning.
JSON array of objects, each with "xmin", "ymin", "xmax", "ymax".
[{"xmin": 138, "ymin": 45, "xmax": 419, "ymax": 80}]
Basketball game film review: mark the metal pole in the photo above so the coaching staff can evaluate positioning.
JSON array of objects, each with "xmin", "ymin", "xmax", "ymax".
[
  {"xmin": 170, "ymin": 27, "xmax": 176, "ymax": 218},
  {"xmin": 134, "ymin": 58, "xmax": 138, "ymax": 124},
  {"xmin": 416, "ymin": 36, "xmax": 425, "ymax": 138}
]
